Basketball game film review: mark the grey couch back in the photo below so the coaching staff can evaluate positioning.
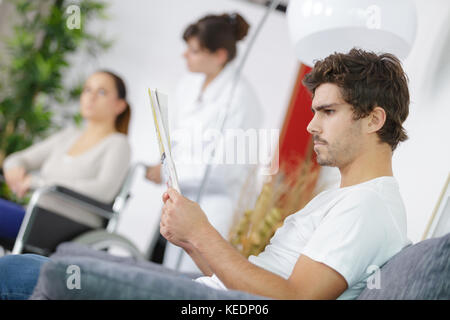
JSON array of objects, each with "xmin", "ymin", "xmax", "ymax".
[{"xmin": 357, "ymin": 233, "xmax": 450, "ymax": 299}]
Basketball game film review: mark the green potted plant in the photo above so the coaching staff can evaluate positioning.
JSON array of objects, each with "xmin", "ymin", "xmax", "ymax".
[{"xmin": 0, "ymin": 0, "xmax": 112, "ymax": 203}]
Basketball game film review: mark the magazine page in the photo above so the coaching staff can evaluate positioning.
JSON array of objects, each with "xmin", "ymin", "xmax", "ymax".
[{"xmin": 148, "ymin": 88, "xmax": 181, "ymax": 193}]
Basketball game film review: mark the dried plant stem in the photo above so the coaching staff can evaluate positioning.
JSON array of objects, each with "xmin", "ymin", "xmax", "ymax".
[{"xmin": 229, "ymin": 140, "xmax": 320, "ymax": 257}]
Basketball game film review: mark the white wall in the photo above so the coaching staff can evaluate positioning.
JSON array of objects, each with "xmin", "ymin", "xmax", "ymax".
[
  {"xmin": 394, "ymin": 0, "xmax": 450, "ymax": 243},
  {"xmin": 66, "ymin": 0, "xmax": 450, "ymax": 250},
  {"xmin": 67, "ymin": 0, "xmax": 299, "ymax": 252}
]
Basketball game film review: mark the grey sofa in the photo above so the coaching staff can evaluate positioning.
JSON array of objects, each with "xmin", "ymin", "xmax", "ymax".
[
  {"xmin": 30, "ymin": 232, "xmax": 450, "ymax": 300},
  {"xmin": 357, "ymin": 232, "xmax": 449, "ymax": 299}
]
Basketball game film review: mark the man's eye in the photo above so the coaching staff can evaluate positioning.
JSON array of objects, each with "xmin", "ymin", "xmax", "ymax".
[
  {"xmin": 98, "ymin": 89, "xmax": 106, "ymax": 95},
  {"xmin": 324, "ymin": 109, "xmax": 334, "ymax": 115}
]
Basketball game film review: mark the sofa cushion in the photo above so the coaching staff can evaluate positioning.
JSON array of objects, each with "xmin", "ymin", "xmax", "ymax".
[
  {"xmin": 357, "ymin": 233, "xmax": 450, "ymax": 299},
  {"xmin": 30, "ymin": 243, "xmax": 269, "ymax": 300}
]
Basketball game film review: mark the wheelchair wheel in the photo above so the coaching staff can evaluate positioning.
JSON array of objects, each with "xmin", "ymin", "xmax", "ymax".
[{"xmin": 71, "ymin": 229, "xmax": 145, "ymax": 260}]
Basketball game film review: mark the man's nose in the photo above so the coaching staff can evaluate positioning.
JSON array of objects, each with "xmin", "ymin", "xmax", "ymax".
[{"xmin": 307, "ymin": 114, "xmax": 321, "ymax": 135}]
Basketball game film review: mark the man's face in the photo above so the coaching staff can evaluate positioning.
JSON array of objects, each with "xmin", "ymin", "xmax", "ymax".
[{"xmin": 307, "ymin": 83, "xmax": 364, "ymax": 168}]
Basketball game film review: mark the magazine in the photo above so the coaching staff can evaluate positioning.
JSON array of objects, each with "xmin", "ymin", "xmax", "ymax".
[{"xmin": 147, "ymin": 88, "xmax": 181, "ymax": 193}]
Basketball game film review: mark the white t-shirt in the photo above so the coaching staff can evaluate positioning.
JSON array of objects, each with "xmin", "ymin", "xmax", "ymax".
[{"xmin": 195, "ymin": 176, "xmax": 411, "ymax": 300}]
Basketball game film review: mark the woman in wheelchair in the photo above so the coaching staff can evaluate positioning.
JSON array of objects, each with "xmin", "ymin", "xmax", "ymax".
[{"xmin": 0, "ymin": 70, "xmax": 131, "ymax": 254}]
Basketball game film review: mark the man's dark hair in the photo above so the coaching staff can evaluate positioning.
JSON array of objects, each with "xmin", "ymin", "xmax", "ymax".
[{"xmin": 302, "ymin": 48, "xmax": 410, "ymax": 151}]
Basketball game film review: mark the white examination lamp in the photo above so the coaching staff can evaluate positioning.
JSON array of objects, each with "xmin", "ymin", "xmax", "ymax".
[{"xmin": 286, "ymin": 0, "xmax": 417, "ymax": 66}]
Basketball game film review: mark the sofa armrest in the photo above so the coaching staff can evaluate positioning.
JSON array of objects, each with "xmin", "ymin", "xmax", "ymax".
[{"xmin": 357, "ymin": 233, "xmax": 450, "ymax": 299}]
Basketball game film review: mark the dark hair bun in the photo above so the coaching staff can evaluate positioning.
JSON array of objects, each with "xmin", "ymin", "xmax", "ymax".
[
  {"xmin": 183, "ymin": 12, "xmax": 250, "ymax": 63},
  {"xmin": 224, "ymin": 13, "xmax": 249, "ymax": 41}
]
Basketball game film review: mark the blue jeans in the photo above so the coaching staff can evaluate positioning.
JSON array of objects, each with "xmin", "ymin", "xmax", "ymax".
[{"xmin": 0, "ymin": 254, "xmax": 49, "ymax": 300}]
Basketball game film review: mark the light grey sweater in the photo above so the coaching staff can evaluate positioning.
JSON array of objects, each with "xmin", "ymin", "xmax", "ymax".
[{"xmin": 3, "ymin": 126, "xmax": 131, "ymax": 227}]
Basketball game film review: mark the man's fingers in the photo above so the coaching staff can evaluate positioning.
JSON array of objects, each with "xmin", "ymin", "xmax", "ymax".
[
  {"xmin": 162, "ymin": 192, "xmax": 170, "ymax": 203},
  {"xmin": 161, "ymin": 204, "xmax": 169, "ymax": 220},
  {"xmin": 162, "ymin": 188, "xmax": 179, "ymax": 204},
  {"xmin": 166, "ymin": 187, "xmax": 180, "ymax": 201}
]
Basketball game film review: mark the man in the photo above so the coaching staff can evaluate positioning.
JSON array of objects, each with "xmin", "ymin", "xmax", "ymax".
[
  {"xmin": 159, "ymin": 48, "xmax": 411, "ymax": 299},
  {"xmin": 0, "ymin": 48, "xmax": 411, "ymax": 300}
]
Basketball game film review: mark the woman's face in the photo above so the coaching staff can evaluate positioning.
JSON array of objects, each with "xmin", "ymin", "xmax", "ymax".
[
  {"xmin": 80, "ymin": 72, "xmax": 125, "ymax": 123},
  {"xmin": 183, "ymin": 37, "xmax": 226, "ymax": 74}
]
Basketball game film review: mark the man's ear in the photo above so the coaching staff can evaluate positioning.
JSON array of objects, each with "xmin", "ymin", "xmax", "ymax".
[{"xmin": 367, "ymin": 106, "xmax": 387, "ymax": 134}]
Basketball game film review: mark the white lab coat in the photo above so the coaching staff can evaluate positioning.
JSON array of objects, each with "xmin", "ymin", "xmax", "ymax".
[{"xmin": 162, "ymin": 61, "xmax": 263, "ymax": 273}]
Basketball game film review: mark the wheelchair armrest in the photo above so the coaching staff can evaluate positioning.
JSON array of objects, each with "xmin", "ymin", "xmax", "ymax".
[
  {"xmin": 30, "ymin": 185, "xmax": 115, "ymax": 220},
  {"xmin": 53, "ymin": 186, "xmax": 113, "ymax": 212}
]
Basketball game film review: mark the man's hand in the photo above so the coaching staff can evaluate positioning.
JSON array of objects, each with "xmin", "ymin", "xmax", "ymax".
[
  {"xmin": 145, "ymin": 164, "xmax": 162, "ymax": 184},
  {"xmin": 160, "ymin": 188, "xmax": 212, "ymax": 249},
  {"xmin": 160, "ymin": 188, "xmax": 215, "ymax": 275}
]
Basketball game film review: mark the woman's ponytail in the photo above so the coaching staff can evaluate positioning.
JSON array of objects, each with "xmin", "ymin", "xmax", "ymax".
[
  {"xmin": 115, "ymin": 102, "xmax": 131, "ymax": 135},
  {"xmin": 98, "ymin": 69, "xmax": 131, "ymax": 135}
]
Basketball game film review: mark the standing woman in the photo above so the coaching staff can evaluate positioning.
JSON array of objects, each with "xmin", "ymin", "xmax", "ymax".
[
  {"xmin": 146, "ymin": 13, "xmax": 263, "ymax": 274},
  {"xmin": 0, "ymin": 70, "xmax": 131, "ymax": 247}
]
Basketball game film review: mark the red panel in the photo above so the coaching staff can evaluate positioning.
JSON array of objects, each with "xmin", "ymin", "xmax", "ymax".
[{"xmin": 278, "ymin": 64, "xmax": 314, "ymax": 175}]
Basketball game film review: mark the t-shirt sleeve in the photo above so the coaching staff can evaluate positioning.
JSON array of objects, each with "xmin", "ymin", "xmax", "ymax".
[{"xmin": 301, "ymin": 189, "xmax": 389, "ymax": 288}]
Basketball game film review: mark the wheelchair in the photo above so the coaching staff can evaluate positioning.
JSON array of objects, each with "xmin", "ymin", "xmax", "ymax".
[{"xmin": 1, "ymin": 162, "xmax": 151, "ymax": 260}]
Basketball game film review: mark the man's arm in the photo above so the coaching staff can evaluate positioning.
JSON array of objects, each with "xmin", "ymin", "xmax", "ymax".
[
  {"xmin": 163, "ymin": 236, "xmax": 213, "ymax": 276},
  {"xmin": 160, "ymin": 188, "xmax": 348, "ymax": 299}
]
